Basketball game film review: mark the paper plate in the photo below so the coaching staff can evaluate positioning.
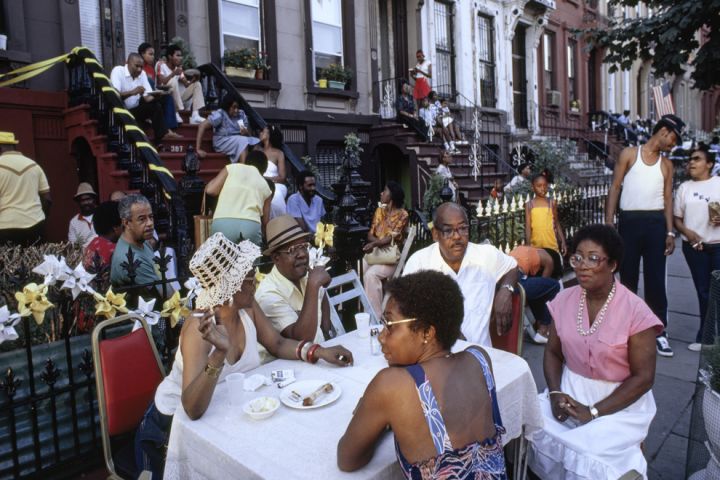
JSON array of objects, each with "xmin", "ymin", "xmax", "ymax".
[{"xmin": 279, "ymin": 380, "xmax": 341, "ymax": 410}]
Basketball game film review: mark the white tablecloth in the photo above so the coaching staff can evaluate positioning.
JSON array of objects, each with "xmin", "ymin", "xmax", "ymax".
[{"xmin": 164, "ymin": 332, "xmax": 543, "ymax": 479}]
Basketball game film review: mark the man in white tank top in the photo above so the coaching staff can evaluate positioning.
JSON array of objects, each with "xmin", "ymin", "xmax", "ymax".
[{"xmin": 605, "ymin": 114, "xmax": 685, "ymax": 358}]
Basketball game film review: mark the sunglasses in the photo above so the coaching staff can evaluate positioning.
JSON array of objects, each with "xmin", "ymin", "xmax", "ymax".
[{"xmin": 380, "ymin": 315, "xmax": 418, "ymax": 330}]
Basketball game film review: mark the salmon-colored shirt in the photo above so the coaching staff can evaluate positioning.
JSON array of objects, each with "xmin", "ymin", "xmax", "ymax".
[{"xmin": 549, "ymin": 283, "xmax": 663, "ymax": 382}]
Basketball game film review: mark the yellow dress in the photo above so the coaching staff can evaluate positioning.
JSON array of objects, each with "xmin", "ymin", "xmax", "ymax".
[{"xmin": 529, "ymin": 199, "xmax": 559, "ymax": 251}]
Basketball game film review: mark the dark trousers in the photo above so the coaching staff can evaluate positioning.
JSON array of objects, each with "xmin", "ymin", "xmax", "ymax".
[
  {"xmin": 135, "ymin": 401, "xmax": 173, "ymax": 479},
  {"xmin": 520, "ymin": 276, "xmax": 561, "ymax": 326},
  {"xmin": 682, "ymin": 241, "xmax": 720, "ymax": 343},
  {"xmin": 618, "ymin": 210, "xmax": 668, "ymax": 330},
  {"xmin": 0, "ymin": 221, "xmax": 44, "ymax": 246},
  {"xmin": 398, "ymin": 115, "xmax": 429, "ymax": 141},
  {"xmin": 130, "ymin": 99, "xmax": 168, "ymax": 142}
]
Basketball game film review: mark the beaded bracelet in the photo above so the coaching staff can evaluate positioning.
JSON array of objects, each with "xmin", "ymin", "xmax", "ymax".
[
  {"xmin": 296, "ymin": 340, "xmax": 309, "ymax": 361},
  {"xmin": 307, "ymin": 344, "xmax": 321, "ymax": 364}
]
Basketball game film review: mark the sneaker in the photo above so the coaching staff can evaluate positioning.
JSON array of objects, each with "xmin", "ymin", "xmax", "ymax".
[
  {"xmin": 656, "ymin": 336, "xmax": 674, "ymax": 357},
  {"xmin": 189, "ymin": 112, "xmax": 205, "ymax": 124},
  {"xmin": 175, "ymin": 113, "xmax": 183, "ymax": 124},
  {"xmin": 531, "ymin": 331, "xmax": 549, "ymax": 345},
  {"xmin": 688, "ymin": 343, "xmax": 702, "ymax": 352}
]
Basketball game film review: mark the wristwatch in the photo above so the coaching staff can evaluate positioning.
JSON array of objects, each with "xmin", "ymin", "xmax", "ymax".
[
  {"xmin": 499, "ymin": 283, "xmax": 515, "ymax": 294},
  {"xmin": 667, "ymin": 231, "xmax": 677, "ymax": 238},
  {"xmin": 589, "ymin": 405, "xmax": 600, "ymax": 420}
]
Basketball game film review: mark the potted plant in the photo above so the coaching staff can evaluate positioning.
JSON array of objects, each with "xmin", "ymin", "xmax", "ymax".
[
  {"xmin": 252, "ymin": 51, "xmax": 271, "ymax": 80},
  {"xmin": 223, "ymin": 48, "xmax": 257, "ymax": 78},
  {"xmin": 700, "ymin": 338, "xmax": 720, "ymax": 477},
  {"xmin": 321, "ymin": 64, "xmax": 352, "ymax": 90},
  {"xmin": 570, "ymin": 99, "xmax": 581, "ymax": 113}
]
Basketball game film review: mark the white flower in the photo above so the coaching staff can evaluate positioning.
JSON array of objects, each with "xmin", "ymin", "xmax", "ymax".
[
  {"xmin": 60, "ymin": 263, "xmax": 96, "ymax": 299},
  {"xmin": 33, "ymin": 255, "xmax": 72, "ymax": 286},
  {"xmin": 0, "ymin": 305, "xmax": 22, "ymax": 345},
  {"xmin": 183, "ymin": 277, "xmax": 203, "ymax": 307},
  {"xmin": 132, "ymin": 297, "xmax": 161, "ymax": 330},
  {"xmin": 308, "ymin": 246, "xmax": 330, "ymax": 269}
]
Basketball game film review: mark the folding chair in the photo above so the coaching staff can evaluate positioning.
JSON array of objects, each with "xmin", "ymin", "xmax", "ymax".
[
  {"xmin": 391, "ymin": 225, "xmax": 417, "ymax": 280},
  {"xmin": 489, "ymin": 283, "xmax": 526, "ymax": 356},
  {"xmin": 324, "ymin": 270, "xmax": 379, "ymax": 335},
  {"xmin": 92, "ymin": 314, "xmax": 165, "ymax": 479}
]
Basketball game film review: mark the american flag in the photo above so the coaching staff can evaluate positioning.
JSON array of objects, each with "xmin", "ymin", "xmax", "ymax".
[{"xmin": 653, "ymin": 82, "xmax": 675, "ymax": 117}]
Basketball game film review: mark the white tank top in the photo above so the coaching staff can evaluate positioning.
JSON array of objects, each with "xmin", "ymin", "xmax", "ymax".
[
  {"xmin": 619, "ymin": 146, "xmax": 665, "ymax": 211},
  {"xmin": 154, "ymin": 309, "xmax": 262, "ymax": 416}
]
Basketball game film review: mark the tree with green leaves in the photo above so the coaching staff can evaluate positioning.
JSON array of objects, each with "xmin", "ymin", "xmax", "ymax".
[{"xmin": 584, "ymin": 0, "xmax": 720, "ymax": 91}]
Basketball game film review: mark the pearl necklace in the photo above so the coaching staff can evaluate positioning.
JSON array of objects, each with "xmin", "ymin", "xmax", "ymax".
[{"xmin": 576, "ymin": 281, "xmax": 616, "ymax": 336}]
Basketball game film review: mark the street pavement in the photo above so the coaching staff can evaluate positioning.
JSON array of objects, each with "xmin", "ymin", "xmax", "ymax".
[{"xmin": 521, "ymin": 238, "xmax": 702, "ymax": 479}]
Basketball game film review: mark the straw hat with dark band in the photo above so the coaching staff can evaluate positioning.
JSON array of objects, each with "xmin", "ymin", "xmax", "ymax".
[{"xmin": 263, "ymin": 215, "xmax": 311, "ymax": 256}]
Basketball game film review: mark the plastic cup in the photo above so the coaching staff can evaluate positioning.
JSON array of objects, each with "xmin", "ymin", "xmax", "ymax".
[
  {"xmin": 226, "ymin": 372, "xmax": 246, "ymax": 406},
  {"xmin": 355, "ymin": 313, "xmax": 371, "ymax": 338}
]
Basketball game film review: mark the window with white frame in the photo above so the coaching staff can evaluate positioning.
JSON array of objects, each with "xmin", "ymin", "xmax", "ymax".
[
  {"xmin": 477, "ymin": 14, "xmax": 496, "ymax": 108},
  {"xmin": 567, "ymin": 39, "xmax": 577, "ymax": 104},
  {"xmin": 311, "ymin": 0, "xmax": 343, "ymax": 81},
  {"xmin": 543, "ymin": 32, "xmax": 556, "ymax": 91},
  {"xmin": 220, "ymin": 0, "xmax": 262, "ymax": 53}
]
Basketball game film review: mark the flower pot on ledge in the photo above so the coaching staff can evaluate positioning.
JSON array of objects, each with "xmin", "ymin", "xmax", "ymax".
[
  {"xmin": 318, "ymin": 79, "xmax": 328, "ymax": 88},
  {"xmin": 328, "ymin": 80, "xmax": 345, "ymax": 90},
  {"xmin": 255, "ymin": 69, "xmax": 265, "ymax": 80},
  {"xmin": 225, "ymin": 66, "xmax": 256, "ymax": 78}
]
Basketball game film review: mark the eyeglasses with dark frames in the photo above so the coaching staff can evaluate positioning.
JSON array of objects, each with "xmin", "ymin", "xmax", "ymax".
[
  {"xmin": 277, "ymin": 242, "xmax": 310, "ymax": 256},
  {"xmin": 436, "ymin": 225, "xmax": 470, "ymax": 239}
]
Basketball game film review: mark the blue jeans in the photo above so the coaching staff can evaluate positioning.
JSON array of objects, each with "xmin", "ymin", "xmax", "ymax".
[
  {"xmin": 520, "ymin": 276, "xmax": 561, "ymax": 326},
  {"xmin": 135, "ymin": 401, "xmax": 173, "ymax": 479},
  {"xmin": 682, "ymin": 241, "xmax": 720, "ymax": 343},
  {"xmin": 618, "ymin": 210, "xmax": 668, "ymax": 331}
]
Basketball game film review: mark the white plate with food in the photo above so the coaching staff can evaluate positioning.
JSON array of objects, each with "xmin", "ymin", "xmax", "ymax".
[{"xmin": 279, "ymin": 380, "xmax": 341, "ymax": 409}]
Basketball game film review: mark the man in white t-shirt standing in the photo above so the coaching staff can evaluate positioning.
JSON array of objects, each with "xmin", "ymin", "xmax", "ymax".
[
  {"xmin": 68, "ymin": 182, "xmax": 97, "ymax": 248},
  {"xmin": 403, "ymin": 202, "xmax": 518, "ymax": 347},
  {"xmin": 605, "ymin": 114, "xmax": 685, "ymax": 357}
]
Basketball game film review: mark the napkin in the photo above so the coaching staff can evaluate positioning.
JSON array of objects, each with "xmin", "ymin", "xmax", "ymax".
[{"xmin": 243, "ymin": 374, "xmax": 270, "ymax": 392}]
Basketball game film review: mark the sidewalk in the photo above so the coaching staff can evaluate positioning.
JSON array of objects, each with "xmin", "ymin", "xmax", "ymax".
[{"xmin": 521, "ymin": 239, "xmax": 700, "ymax": 479}]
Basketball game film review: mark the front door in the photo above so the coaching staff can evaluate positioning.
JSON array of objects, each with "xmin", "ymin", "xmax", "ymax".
[
  {"xmin": 512, "ymin": 25, "xmax": 528, "ymax": 129},
  {"xmin": 79, "ymin": 0, "xmax": 147, "ymax": 71}
]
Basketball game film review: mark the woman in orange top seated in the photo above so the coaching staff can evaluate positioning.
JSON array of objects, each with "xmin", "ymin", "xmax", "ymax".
[{"xmin": 362, "ymin": 181, "xmax": 409, "ymax": 318}]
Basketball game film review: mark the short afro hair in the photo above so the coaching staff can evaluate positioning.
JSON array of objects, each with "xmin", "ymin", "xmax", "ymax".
[
  {"xmin": 246, "ymin": 150, "xmax": 268, "ymax": 174},
  {"xmin": 93, "ymin": 201, "xmax": 121, "ymax": 235},
  {"xmin": 570, "ymin": 224, "xmax": 624, "ymax": 268},
  {"xmin": 385, "ymin": 271, "xmax": 463, "ymax": 350}
]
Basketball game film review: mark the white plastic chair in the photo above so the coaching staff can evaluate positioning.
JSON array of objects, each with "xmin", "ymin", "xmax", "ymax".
[{"xmin": 324, "ymin": 270, "xmax": 379, "ymax": 335}]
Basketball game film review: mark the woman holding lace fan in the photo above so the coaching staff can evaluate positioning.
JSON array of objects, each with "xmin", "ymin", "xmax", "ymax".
[{"xmin": 528, "ymin": 224, "xmax": 662, "ymax": 479}]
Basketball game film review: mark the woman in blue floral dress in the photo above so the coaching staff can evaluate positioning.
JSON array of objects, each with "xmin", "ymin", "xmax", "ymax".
[
  {"xmin": 338, "ymin": 271, "xmax": 507, "ymax": 479},
  {"xmin": 195, "ymin": 96, "xmax": 260, "ymax": 164}
]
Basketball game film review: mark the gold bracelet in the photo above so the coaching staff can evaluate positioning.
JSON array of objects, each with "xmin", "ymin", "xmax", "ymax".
[{"xmin": 204, "ymin": 362, "xmax": 222, "ymax": 379}]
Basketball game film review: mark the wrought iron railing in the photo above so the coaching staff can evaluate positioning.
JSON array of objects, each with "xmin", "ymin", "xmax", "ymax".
[
  {"xmin": 66, "ymin": 48, "xmax": 192, "ymax": 278},
  {"xmin": 197, "ymin": 63, "xmax": 335, "ymax": 202}
]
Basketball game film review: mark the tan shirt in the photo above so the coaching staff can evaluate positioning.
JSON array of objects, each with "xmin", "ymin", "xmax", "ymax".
[
  {"xmin": 0, "ymin": 151, "xmax": 49, "ymax": 229},
  {"xmin": 255, "ymin": 266, "xmax": 324, "ymax": 362}
]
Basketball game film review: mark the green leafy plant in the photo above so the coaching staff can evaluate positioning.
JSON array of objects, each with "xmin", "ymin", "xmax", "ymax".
[
  {"xmin": 321, "ymin": 63, "xmax": 353, "ymax": 83},
  {"xmin": 252, "ymin": 51, "xmax": 271, "ymax": 71},
  {"xmin": 169, "ymin": 36, "xmax": 197, "ymax": 70},
  {"xmin": 222, "ymin": 48, "xmax": 257, "ymax": 69},
  {"xmin": 301, "ymin": 155, "xmax": 320, "ymax": 178},
  {"xmin": 422, "ymin": 174, "xmax": 447, "ymax": 219}
]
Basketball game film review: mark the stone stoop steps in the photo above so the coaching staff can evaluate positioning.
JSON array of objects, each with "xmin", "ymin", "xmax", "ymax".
[
  {"xmin": 63, "ymin": 106, "xmax": 227, "ymax": 199},
  {"xmin": 370, "ymin": 123, "xmax": 507, "ymax": 206}
]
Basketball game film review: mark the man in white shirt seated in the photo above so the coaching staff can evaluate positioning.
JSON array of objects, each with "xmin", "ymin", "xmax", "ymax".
[
  {"xmin": 68, "ymin": 182, "xmax": 98, "ymax": 248},
  {"xmin": 403, "ymin": 202, "xmax": 519, "ymax": 347},
  {"xmin": 109, "ymin": 53, "xmax": 181, "ymax": 142}
]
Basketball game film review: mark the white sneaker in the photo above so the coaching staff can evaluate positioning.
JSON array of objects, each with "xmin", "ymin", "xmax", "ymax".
[
  {"xmin": 532, "ymin": 331, "xmax": 549, "ymax": 345},
  {"xmin": 189, "ymin": 112, "xmax": 204, "ymax": 124},
  {"xmin": 688, "ymin": 343, "xmax": 702, "ymax": 352},
  {"xmin": 175, "ymin": 113, "xmax": 183, "ymax": 124},
  {"xmin": 656, "ymin": 336, "xmax": 674, "ymax": 357}
]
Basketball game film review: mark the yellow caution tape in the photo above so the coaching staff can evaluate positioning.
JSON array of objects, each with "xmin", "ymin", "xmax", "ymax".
[
  {"xmin": 136, "ymin": 141, "xmax": 158, "ymax": 154},
  {"xmin": 123, "ymin": 125, "xmax": 145, "ymax": 134},
  {"xmin": 92, "ymin": 72, "xmax": 110, "ymax": 83},
  {"xmin": 148, "ymin": 163, "xmax": 175, "ymax": 179},
  {"xmin": 101, "ymin": 86, "xmax": 120, "ymax": 98},
  {"xmin": 83, "ymin": 58, "xmax": 103, "ymax": 69},
  {"xmin": 0, "ymin": 52, "xmax": 71, "ymax": 80}
]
